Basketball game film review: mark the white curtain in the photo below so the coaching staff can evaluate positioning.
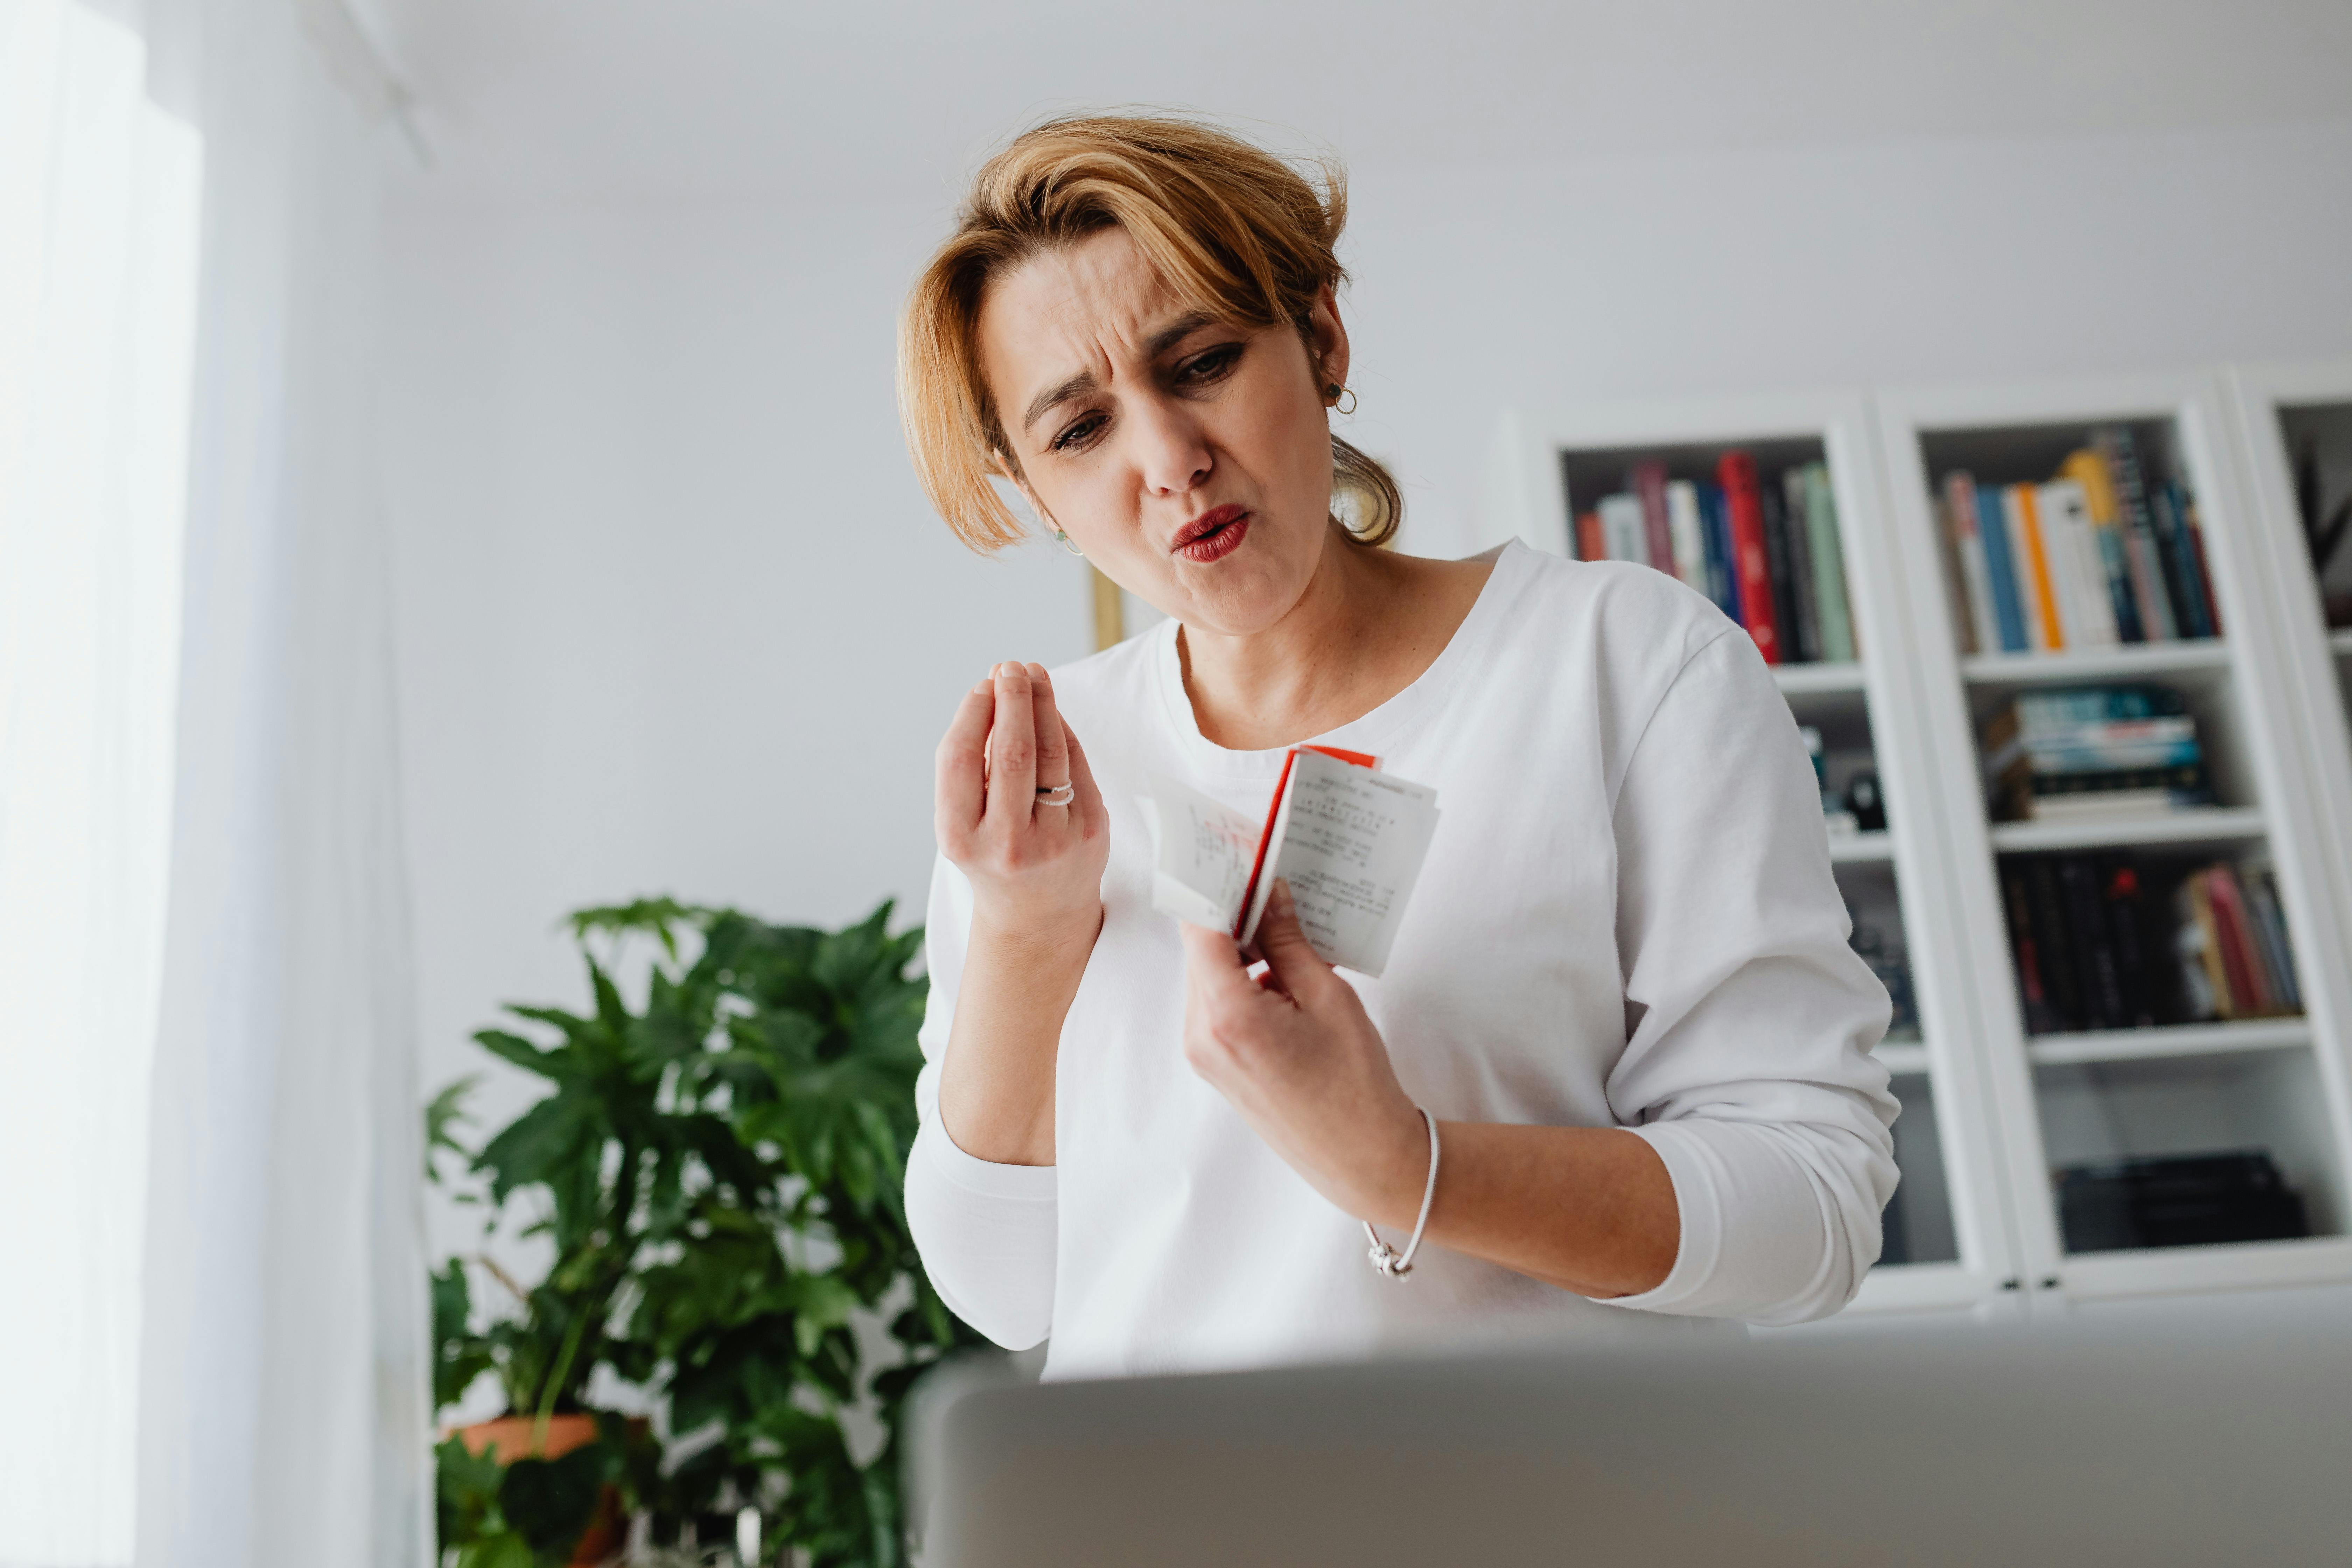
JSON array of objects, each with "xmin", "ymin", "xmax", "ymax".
[
  {"xmin": 0, "ymin": 4, "xmax": 201, "ymax": 1562},
  {"xmin": 0, "ymin": 1, "xmax": 428, "ymax": 1565}
]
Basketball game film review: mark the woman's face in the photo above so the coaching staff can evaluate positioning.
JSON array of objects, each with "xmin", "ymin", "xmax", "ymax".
[{"xmin": 974, "ymin": 225, "xmax": 1348, "ymax": 636}]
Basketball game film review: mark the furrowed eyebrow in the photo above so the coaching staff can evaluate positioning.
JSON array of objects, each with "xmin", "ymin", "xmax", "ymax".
[
  {"xmin": 1017, "ymin": 312, "xmax": 1227, "ymax": 436},
  {"xmin": 1143, "ymin": 309, "xmax": 1221, "ymax": 358}
]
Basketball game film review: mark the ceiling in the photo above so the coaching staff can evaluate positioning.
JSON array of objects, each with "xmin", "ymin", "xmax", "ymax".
[{"xmin": 359, "ymin": 0, "xmax": 2352, "ymax": 204}]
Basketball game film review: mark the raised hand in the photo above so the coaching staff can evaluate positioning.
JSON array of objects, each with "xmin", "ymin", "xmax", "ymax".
[
  {"xmin": 933, "ymin": 662, "xmax": 1110, "ymax": 1166},
  {"xmin": 936, "ymin": 661, "xmax": 1110, "ymax": 941}
]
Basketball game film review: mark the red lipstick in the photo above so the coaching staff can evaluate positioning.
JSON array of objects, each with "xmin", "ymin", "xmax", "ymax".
[{"xmin": 1173, "ymin": 504, "xmax": 1250, "ymax": 564}]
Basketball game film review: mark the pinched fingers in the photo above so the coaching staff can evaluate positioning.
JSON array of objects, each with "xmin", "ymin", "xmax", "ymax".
[
  {"xmin": 934, "ymin": 680, "xmax": 995, "ymax": 846},
  {"xmin": 1026, "ymin": 663, "xmax": 1072, "ymax": 796},
  {"xmin": 983, "ymin": 662, "xmax": 1038, "ymax": 826}
]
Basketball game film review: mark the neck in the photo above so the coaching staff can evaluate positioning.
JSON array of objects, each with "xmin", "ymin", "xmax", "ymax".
[{"xmin": 1177, "ymin": 528, "xmax": 1460, "ymax": 751}]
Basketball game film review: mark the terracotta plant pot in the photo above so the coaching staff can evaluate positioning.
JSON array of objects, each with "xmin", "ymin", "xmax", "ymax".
[{"xmin": 454, "ymin": 1413, "xmax": 627, "ymax": 1567}]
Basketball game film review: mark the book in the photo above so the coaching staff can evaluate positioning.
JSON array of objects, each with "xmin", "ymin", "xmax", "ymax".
[
  {"xmin": 2003, "ymin": 864, "xmax": 2061, "ymax": 1034},
  {"xmin": 2039, "ymin": 479, "xmax": 2118, "ymax": 647},
  {"xmin": 1982, "ymin": 714, "xmax": 2200, "ymax": 777},
  {"xmin": 2241, "ymin": 863, "xmax": 2301, "ymax": 1013},
  {"xmin": 1972, "ymin": 479, "xmax": 2029, "ymax": 652},
  {"xmin": 1700, "ymin": 482, "xmax": 1741, "ymax": 623},
  {"xmin": 2098, "ymin": 855, "xmax": 2156, "ymax": 1027},
  {"xmin": 1781, "ymin": 467, "xmax": 1823, "ymax": 662},
  {"xmin": 1759, "ymin": 477, "xmax": 1806, "ymax": 661},
  {"xmin": 2093, "ymin": 428, "xmax": 2181, "ymax": 641},
  {"xmin": 2004, "ymin": 850, "xmax": 2297, "ymax": 1032},
  {"xmin": 1665, "ymin": 479, "xmax": 1707, "ymax": 591},
  {"xmin": 1144, "ymin": 747, "xmax": 1440, "ymax": 978},
  {"xmin": 2176, "ymin": 484, "xmax": 2224, "ymax": 638},
  {"xmin": 1718, "ymin": 451, "xmax": 1781, "ymax": 663},
  {"xmin": 2001, "ymin": 485, "xmax": 2056, "ymax": 650},
  {"xmin": 1996, "ymin": 684, "xmax": 2189, "ymax": 731},
  {"xmin": 1942, "ymin": 472, "xmax": 2001, "ymax": 656},
  {"xmin": 2058, "ymin": 449, "xmax": 2150, "ymax": 643},
  {"xmin": 1575, "ymin": 510, "xmax": 1605, "ymax": 562},
  {"xmin": 1631, "ymin": 461, "xmax": 1674, "ymax": 576},
  {"xmin": 2057, "ymin": 1153, "xmax": 2308, "ymax": 1252},
  {"xmin": 1801, "ymin": 463, "xmax": 1856, "ymax": 662},
  {"xmin": 1598, "ymin": 492, "xmax": 1649, "ymax": 567}
]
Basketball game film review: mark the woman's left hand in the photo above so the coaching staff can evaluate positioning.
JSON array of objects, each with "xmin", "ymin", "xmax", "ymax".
[{"xmin": 1178, "ymin": 880, "xmax": 1430, "ymax": 1228}]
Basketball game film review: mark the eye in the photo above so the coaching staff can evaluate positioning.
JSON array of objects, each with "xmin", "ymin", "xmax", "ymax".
[
  {"xmin": 1173, "ymin": 343, "xmax": 1243, "ymax": 386},
  {"xmin": 1049, "ymin": 411, "xmax": 1107, "ymax": 453}
]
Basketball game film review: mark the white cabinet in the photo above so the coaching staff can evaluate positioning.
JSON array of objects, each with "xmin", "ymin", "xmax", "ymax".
[{"xmin": 1490, "ymin": 374, "xmax": 2352, "ymax": 1318}]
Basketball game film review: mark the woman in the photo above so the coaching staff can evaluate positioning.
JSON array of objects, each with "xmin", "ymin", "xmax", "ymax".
[{"xmin": 896, "ymin": 117, "xmax": 1897, "ymax": 1379}]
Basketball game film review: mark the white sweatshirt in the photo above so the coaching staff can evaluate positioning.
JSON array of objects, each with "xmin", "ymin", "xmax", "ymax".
[{"xmin": 906, "ymin": 542, "xmax": 1899, "ymax": 1380}]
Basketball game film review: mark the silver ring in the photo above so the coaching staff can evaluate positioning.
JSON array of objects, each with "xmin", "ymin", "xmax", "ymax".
[{"xmin": 1034, "ymin": 782, "xmax": 1075, "ymax": 807}]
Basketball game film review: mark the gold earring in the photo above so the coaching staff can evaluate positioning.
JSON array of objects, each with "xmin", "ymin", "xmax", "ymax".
[
  {"xmin": 1049, "ymin": 525, "xmax": 1085, "ymax": 559},
  {"xmin": 1328, "ymin": 384, "xmax": 1357, "ymax": 416}
]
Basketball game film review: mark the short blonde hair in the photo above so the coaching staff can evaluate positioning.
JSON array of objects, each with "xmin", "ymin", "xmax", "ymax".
[{"xmin": 897, "ymin": 115, "xmax": 1402, "ymax": 552}]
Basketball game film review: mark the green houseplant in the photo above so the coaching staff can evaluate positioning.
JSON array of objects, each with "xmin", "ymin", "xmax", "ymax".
[{"xmin": 429, "ymin": 899, "xmax": 987, "ymax": 1567}]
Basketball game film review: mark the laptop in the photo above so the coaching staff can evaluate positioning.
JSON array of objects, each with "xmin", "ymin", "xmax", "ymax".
[{"xmin": 914, "ymin": 1298, "xmax": 2351, "ymax": 1567}]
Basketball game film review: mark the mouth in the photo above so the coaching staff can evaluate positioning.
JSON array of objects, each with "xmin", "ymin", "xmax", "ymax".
[{"xmin": 1172, "ymin": 504, "xmax": 1251, "ymax": 564}]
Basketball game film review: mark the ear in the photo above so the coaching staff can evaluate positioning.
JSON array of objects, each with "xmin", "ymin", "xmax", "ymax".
[
  {"xmin": 990, "ymin": 449, "xmax": 1060, "ymax": 539},
  {"xmin": 1306, "ymin": 282, "xmax": 1350, "ymax": 400}
]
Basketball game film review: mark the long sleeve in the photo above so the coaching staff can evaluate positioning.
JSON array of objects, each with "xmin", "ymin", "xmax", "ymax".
[
  {"xmin": 903, "ymin": 854, "xmax": 1058, "ymax": 1350},
  {"xmin": 1598, "ymin": 628, "xmax": 1900, "ymax": 1326}
]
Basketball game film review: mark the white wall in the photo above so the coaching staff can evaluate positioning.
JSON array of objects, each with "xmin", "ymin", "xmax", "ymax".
[{"xmin": 384, "ymin": 117, "xmax": 2352, "ymax": 1263}]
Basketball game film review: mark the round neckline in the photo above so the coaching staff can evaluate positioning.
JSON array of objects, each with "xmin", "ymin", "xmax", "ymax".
[{"xmin": 1150, "ymin": 540, "xmax": 1530, "ymax": 777}]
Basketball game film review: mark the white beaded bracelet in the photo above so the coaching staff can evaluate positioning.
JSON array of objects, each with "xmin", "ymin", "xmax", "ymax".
[{"xmin": 1363, "ymin": 1107, "xmax": 1441, "ymax": 1280}]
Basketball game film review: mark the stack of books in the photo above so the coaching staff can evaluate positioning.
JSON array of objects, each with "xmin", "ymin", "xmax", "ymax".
[
  {"xmin": 1980, "ymin": 685, "xmax": 2210, "ymax": 823},
  {"xmin": 2175, "ymin": 859, "xmax": 2304, "ymax": 1024},
  {"xmin": 1571, "ymin": 453, "xmax": 1855, "ymax": 665},
  {"xmin": 2057, "ymin": 1151, "xmax": 2309, "ymax": 1253},
  {"xmin": 1937, "ymin": 426, "xmax": 2221, "ymax": 656},
  {"xmin": 2000, "ymin": 850, "xmax": 2300, "ymax": 1035}
]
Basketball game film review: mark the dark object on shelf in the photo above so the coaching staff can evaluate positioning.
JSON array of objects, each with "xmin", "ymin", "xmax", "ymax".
[
  {"xmin": 1843, "ymin": 771, "xmax": 1886, "ymax": 832},
  {"xmin": 2056, "ymin": 1150, "xmax": 2310, "ymax": 1253}
]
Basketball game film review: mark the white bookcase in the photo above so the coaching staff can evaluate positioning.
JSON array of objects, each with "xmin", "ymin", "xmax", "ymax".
[
  {"xmin": 1487, "ymin": 373, "xmax": 2352, "ymax": 1319},
  {"xmin": 2226, "ymin": 360, "xmax": 2352, "ymax": 963},
  {"xmin": 1488, "ymin": 393, "xmax": 2024, "ymax": 1315}
]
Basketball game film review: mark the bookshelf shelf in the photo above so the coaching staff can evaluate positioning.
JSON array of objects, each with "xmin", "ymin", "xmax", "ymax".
[
  {"xmin": 2056, "ymin": 1236, "xmax": 2352, "ymax": 1301},
  {"xmin": 2025, "ymin": 1017, "xmax": 2311, "ymax": 1068},
  {"xmin": 1774, "ymin": 661, "xmax": 1867, "ymax": 696},
  {"xmin": 1982, "ymin": 805, "xmax": 2267, "ymax": 853},
  {"xmin": 1958, "ymin": 640, "xmax": 2231, "ymax": 686},
  {"xmin": 1827, "ymin": 830, "xmax": 1894, "ymax": 864},
  {"xmin": 2331, "ymin": 629, "xmax": 2352, "ymax": 659}
]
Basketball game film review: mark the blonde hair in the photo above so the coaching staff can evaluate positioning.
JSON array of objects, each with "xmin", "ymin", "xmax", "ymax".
[{"xmin": 897, "ymin": 115, "xmax": 1402, "ymax": 552}]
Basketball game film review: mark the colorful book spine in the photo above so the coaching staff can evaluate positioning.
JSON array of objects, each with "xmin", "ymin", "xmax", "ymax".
[
  {"xmin": 2041, "ymin": 479, "xmax": 2118, "ymax": 646},
  {"xmin": 1943, "ymin": 472, "xmax": 2001, "ymax": 656},
  {"xmin": 1700, "ymin": 483, "xmax": 1740, "ymax": 623},
  {"xmin": 1718, "ymin": 451, "xmax": 1781, "ymax": 663},
  {"xmin": 1575, "ymin": 510, "xmax": 1605, "ymax": 563},
  {"xmin": 2098, "ymin": 427, "xmax": 2189, "ymax": 641},
  {"xmin": 1973, "ymin": 482, "xmax": 2028, "ymax": 652},
  {"xmin": 1802, "ymin": 463, "xmax": 1856, "ymax": 662},
  {"xmin": 2171, "ymin": 483, "xmax": 2222, "ymax": 638},
  {"xmin": 1631, "ymin": 461, "xmax": 1674, "ymax": 576},
  {"xmin": 2003, "ymin": 485, "xmax": 2058, "ymax": 651},
  {"xmin": 1759, "ymin": 478, "xmax": 1807, "ymax": 661},
  {"xmin": 2059, "ymin": 449, "xmax": 2148, "ymax": 643},
  {"xmin": 1778, "ymin": 467, "xmax": 1822, "ymax": 663}
]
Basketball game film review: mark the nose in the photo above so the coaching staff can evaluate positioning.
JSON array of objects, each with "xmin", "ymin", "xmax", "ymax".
[{"xmin": 1129, "ymin": 390, "xmax": 1213, "ymax": 499}]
